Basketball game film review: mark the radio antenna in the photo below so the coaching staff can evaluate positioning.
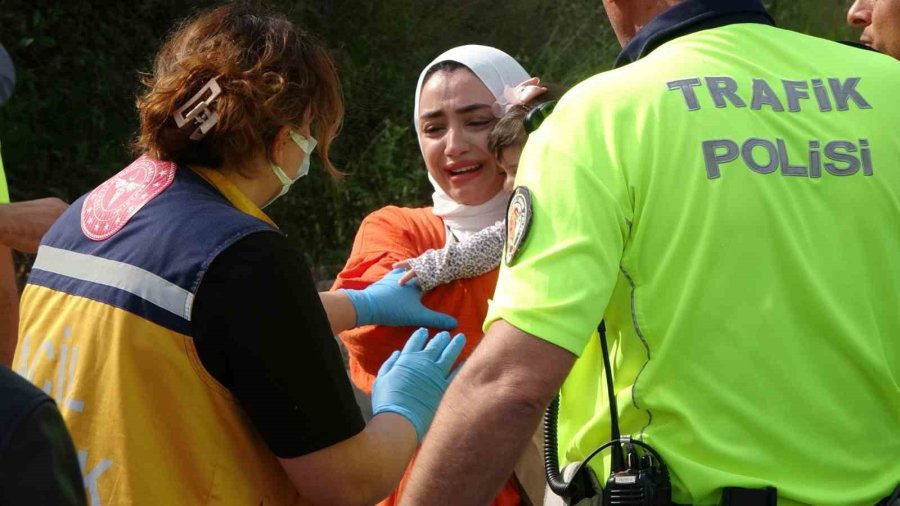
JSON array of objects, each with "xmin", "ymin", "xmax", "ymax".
[{"xmin": 598, "ymin": 321, "xmax": 625, "ymax": 472}]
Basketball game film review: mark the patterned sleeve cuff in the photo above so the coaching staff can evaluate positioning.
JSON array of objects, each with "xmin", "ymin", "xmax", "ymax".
[{"xmin": 407, "ymin": 252, "xmax": 442, "ymax": 292}]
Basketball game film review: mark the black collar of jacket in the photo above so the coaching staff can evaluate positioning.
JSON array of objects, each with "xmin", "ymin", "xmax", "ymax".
[
  {"xmin": 615, "ymin": 0, "xmax": 776, "ymax": 68},
  {"xmin": 839, "ymin": 40, "xmax": 880, "ymax": 52}
]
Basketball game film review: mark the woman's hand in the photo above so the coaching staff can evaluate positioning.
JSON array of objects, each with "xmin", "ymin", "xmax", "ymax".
[
  {"xmin": 279, "ymin": 329, "xmax": 466, "ymax": 506},
  {"xmin": 341, "ymin": 268, "xmax": 457, "ymax": 329},
  {"xmin": 371, "ymin": 328, "xmax": 466, "ymax": 441}
]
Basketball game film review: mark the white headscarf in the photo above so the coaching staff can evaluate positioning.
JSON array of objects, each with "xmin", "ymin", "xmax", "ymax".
[{"xmin": 413, "ymin": 45, "xmax": 530, "ymax": 244}]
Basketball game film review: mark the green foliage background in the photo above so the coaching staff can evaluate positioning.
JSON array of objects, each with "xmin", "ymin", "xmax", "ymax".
[{"xmin": 0, "ymin": 0, "xmax": 855, "ymax": 279}]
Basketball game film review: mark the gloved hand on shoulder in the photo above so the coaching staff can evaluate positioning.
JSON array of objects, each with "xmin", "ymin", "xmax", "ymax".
[
  {"xmin": 371, "ymin": 328, "xmax": 466, "ymax": 442},
  {"xmin": 342, "ymin": 268, "xmax": 457, "ymax": 329}
]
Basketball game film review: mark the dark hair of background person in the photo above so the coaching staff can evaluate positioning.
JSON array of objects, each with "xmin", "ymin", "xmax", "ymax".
[
  {"xmin": 134, "ymin": 2, "xmax": 343, "ymax": 176},
  {"xmin": 488, "ymin": 83, "xmax": 567, "ymax": 159}
]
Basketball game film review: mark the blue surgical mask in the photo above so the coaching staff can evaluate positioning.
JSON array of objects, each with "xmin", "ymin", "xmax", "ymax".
[{"xmin": 264, "ymin": 131, "xmax": 317, "ymax": 208}]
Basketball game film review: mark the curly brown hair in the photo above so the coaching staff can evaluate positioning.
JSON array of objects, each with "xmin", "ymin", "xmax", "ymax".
[{"xmin": 134, "ymin": 3, "xmax": 342, "ymax": 176}]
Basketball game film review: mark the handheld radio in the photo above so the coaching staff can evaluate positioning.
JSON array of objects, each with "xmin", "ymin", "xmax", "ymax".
[{"xmin": 544, "ymin": 322, "xmax": 672, "ymax": 506}]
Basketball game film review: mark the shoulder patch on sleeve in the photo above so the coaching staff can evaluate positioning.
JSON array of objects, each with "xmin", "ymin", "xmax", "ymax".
[{"xmin": 505, "ymin": 186, "xmax": 533, "ymax": 266}]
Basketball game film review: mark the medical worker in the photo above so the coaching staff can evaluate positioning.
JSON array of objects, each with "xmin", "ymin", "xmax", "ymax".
[{"xmin": 14, "ymin": 4, "xmax": 462, "ymax": 505}]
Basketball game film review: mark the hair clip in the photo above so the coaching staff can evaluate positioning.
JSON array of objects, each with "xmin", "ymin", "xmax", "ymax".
[
  {"xmin": 173, "ymin": 77, "xmax": 222, "ymax": 141},
  {"xmin": 524, "ymin": 100, "xmax": 557, "ymax": 134},
  {"xmin": 494, "ymin": 77, "xmax": 549, "ymax": 118}
]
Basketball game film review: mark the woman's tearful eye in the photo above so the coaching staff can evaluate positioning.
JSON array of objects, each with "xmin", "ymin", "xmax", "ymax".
[
  {"xmin": 467, "ymin": 118, "xmax": 494, "ymax": 129},
  {"xmin": 423, "ymin": 124, "xmax": 446, "ymax": 136}
]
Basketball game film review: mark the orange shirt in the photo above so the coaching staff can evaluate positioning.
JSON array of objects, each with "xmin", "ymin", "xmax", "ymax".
[
  {"xmin": 334, "ymin": 206, "xmax": 499, "ymax": 393},
  {"xmin": 333, "ymin": 206, "xmax": 520, "ymax": 506}
]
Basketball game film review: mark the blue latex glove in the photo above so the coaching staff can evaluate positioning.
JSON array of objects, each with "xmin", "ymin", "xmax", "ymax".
[
  {"xmin": 371, "ymin": 328, "xmax": 466, "ymax": 441},
  {"xmin": 342, "ymin": 268, "xmax": 457, "ymax": 329}
]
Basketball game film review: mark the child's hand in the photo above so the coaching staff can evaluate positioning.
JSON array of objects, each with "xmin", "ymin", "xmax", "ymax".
[{"xmin": 392, "ymin": 260, "xmax": 419, "ymax": 286}]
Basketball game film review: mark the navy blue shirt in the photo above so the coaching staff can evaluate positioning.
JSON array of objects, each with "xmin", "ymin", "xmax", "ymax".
[
  {"xmin": 615, "ymin": 0, "xmax": 775, "ymax": 67},
  {"xmin": 0, "ymin": 365, "xmax": 86, "ymax": 505}
]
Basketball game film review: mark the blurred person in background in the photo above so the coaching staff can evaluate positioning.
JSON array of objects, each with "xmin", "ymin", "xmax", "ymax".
[
  {"xmin": 0, "ymin": 42, "xmax": 85, "ymax": 506},
  {"xmin": 0, "ymin": 43, "xmax": 68, "ymax": 365}
]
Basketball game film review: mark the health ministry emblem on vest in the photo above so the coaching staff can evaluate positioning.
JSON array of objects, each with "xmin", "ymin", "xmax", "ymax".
[{"xmin": 81, "ymin": 156, "xmax": 176, "ymax": 241}]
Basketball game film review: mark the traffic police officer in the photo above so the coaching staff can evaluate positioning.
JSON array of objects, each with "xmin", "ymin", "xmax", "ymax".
[{"xmin": 401, "ymin": 0, "xmax": 900, "ymax": 504}]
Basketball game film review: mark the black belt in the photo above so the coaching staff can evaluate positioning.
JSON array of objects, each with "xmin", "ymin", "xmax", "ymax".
[
  {"xmin": 673, "ymin": 487, "xmax": 777, "ymax": 506},
  {"xmin": 672, "ymin": 485, "xmax": 900, "ymax": 506}
]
